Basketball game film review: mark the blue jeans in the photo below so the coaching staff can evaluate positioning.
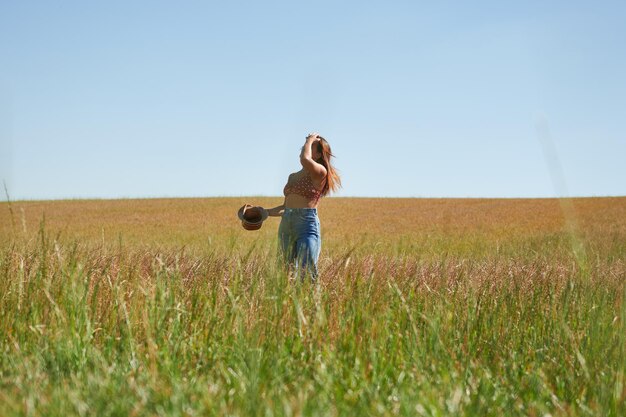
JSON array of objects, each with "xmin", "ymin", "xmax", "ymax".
[{"xmin": 278, "ymin": 208, "xmax": 321, "ymax": 281}]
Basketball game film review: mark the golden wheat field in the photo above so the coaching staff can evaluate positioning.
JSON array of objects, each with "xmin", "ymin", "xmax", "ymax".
[
  {"xmin": 2, "ymin": 196, "xmax": 625, "ymax": 254},
  {"xmin": 1, "ymin": 197, "xmax": 625, "ymax": 416}
]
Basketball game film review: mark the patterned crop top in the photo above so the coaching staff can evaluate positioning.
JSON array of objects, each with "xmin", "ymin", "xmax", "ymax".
[{"xmin": 283, "ymin": 172, "xmax": 324, "ymax": 202}]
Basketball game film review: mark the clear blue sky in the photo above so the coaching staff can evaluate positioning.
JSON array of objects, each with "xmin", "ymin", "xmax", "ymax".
[{"xmin": 1, "ymin": 1, "xmax": 625, "ymax": 200}]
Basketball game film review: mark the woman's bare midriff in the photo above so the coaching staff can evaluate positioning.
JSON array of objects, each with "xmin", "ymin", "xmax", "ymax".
[{"xmin": 285, "ymin": 194, "xmax": 319, "ymax": 209}]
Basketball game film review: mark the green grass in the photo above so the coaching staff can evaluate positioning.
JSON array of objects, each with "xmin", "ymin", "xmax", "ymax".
[{"xmin": 1, "ymin": 198, "xmax": 625, "ymax": 416}]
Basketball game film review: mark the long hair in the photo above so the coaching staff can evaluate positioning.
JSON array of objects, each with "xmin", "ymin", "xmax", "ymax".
[{"xmin": 315, "ymin": 136, "xmax": 341, "ymax": 197}]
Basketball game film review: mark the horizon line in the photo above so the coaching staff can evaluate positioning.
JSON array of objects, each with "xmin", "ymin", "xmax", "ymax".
[{"xmin": 3, "ymin": 194, "xmax": 626, "ymax": 204}]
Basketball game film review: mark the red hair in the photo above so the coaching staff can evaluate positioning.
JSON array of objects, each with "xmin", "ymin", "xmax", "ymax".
[{"xmin": 315, "ymin": 136, "xmax": 341, "ymax": 197}]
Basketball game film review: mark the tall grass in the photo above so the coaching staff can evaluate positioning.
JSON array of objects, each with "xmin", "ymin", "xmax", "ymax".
[{"xmin": 1, "ymin": 198, "xmax": 625, "ymax": 416}]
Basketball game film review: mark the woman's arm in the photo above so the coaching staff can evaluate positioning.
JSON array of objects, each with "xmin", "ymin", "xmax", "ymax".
[
  {"xmin": 300, "ymin": 133, "xmax": 327, "ymax": 179},
  {"xmin": 266, "ymin": 199, "xmax": 286, "ymax": 217}
]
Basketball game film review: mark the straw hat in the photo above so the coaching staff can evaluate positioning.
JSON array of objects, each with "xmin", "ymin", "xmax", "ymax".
[{"xmin": 237, "ymin": 204, "xmax": 269, "ymax": 231}]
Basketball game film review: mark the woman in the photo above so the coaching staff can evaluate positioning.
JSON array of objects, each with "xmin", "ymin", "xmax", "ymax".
[{"xmin": 266, "ymin": 132, "xmax": 341, "ymax": 281}]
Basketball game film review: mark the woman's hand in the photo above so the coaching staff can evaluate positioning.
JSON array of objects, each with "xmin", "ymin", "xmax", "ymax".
[
  {"xmin": 301, "ymin": 132, "xmax": 320, "ymax": 159},
  {"xmin": 305, "ymin": 132, "xmax": 321, "ymax": 143}
]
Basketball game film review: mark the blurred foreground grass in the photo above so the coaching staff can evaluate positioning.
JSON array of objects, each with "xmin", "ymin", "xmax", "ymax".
[{"xmin": 1, "ymin": 197, "xmax": 625, "ymax": 416}]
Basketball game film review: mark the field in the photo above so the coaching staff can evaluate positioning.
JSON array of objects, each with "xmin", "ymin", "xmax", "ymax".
[{"xmin": 1, "ymin": 197, "xmax": 625, "ymax": 416}]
